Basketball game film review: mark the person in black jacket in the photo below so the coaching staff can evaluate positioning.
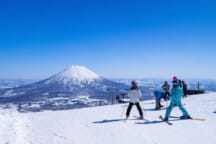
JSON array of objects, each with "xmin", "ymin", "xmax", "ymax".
[
  {"xmin": 182, "ymin": 81, "xmax": 187, "ymax": 98},
  {"xmin": 162, "ymin": 81, "xmax": 170, "ymax": 101}
]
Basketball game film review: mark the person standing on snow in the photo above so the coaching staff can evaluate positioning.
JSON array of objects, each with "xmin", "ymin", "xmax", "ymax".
[
  {"xmin": 126, "ymin": 81, "xmax": 143, "ymax": 119},
  {"xmin": 163, "ymin": 76, "xmax": 191, "ymax": 121},
  {"xmin": 161, "ymin": 81, "xmax": 170, "ymax": 101},
  {"xmin": 182, "ymin": 81, "xmax": 188, "ymax": 98}
]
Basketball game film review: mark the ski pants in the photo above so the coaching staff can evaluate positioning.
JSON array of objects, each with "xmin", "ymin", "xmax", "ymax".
[
  {"xmin": 183, "ymin": 89, "xmax": 187, "ymax": 98},
  {"xmin": 165, "ymin": 102, "xmax": 189, "ymax": 118},
  {"xmin": 164, "ymin": 91, "xmax": 170, "ymax": 101},
  {"xmin": 126, "ymin": 102, "xmax": 143, "ymax": 117},
  {"xmin": 154, "ymin": 95, "xmax": 161, "ymax": 109}
]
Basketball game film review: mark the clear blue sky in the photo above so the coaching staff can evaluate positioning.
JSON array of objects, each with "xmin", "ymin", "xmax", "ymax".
[{"xmin": 0, "ymin": 0, "xmax": 216, "ymax": 79}]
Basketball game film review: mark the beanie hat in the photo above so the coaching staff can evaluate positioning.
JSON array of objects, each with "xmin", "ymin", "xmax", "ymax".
[
  {"xmin": 173, "ymin": 76, "xmax": 177, "ymax": 80},
  {"xmin": 131, "ymin": 81, "xmax": 137, "ymax": 87}
]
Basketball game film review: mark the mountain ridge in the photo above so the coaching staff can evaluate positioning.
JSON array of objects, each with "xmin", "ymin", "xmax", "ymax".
[{"xmin": 0, "ymin": 66, "xmax": 130, "ymax": 111}]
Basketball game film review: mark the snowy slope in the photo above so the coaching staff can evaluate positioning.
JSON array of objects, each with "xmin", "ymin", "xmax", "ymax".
[{"xmin": 0, "ymin": 93, "xmax": 216, "ymax": 144}]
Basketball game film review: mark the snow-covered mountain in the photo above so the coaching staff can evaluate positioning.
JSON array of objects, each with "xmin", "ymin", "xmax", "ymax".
[
  {"xmin": 50, "ymin": 66, "xmax": 101, "ymax": 83},
  {"xmin": 0, "ymin": 66, "xmax": 129, "ymax": 111},
  {"xmin": 0, "ymin": 92, "xmax": 215, "ymax": 144}
]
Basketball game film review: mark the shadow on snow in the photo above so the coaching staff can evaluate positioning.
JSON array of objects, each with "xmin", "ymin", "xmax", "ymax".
[
  {"xmin": 143, "ymin": 108, "xmax": 166, "ymax": 111},
  {"xmin": 92, "ymin": 118, "xmax": 140, "ymax": 124},
  {"xmin": 136, "ymin": 118, "xmax": 185, "ymax": 125},
  {"xmin": 92, "ymin": 119, "xmax": 124, "ymax": 124},
  {"xmin": 92, "ymin": 116, "xmax": 190, "ymax": 125},
  {"xmin": 136, "ymin": 120, "xmax": 164, "ymax": 125}
]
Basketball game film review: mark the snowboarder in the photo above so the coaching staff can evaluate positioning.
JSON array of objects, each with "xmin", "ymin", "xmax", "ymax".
[
  {"xmin": 154, "ymin": 90, "xmax": 165, "ymax": 110},
  {"xmin": 182, "ymin": 81, "xmax": 187, "ymax": 98},
  {"xmin": 126, "ymin": 81, "xmax": 143, "ymax": 119},
  {"xmin": 161, "ymin": 81, "xmax": 170, "ymax": 101},
  {"xmin": 163, "ymin": 76, "xmax": 191, "ymax": 121}
]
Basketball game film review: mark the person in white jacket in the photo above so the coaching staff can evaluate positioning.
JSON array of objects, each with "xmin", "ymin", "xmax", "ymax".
[{"xmin": 126, "ymin": 81, "xmax": 143, "ymax": 119}]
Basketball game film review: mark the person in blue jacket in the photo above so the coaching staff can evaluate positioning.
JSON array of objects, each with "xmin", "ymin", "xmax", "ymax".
[
  {"xmin": 154, "ymin": 90, "xmax": 165, "ymax": 110},
  {"xmin": 164, "ymin": 76, "xmax": 191, "ymax": 121}
]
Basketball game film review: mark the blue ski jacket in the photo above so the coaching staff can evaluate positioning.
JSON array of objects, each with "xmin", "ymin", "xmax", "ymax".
[
  {"xmin": 169, "ymin": 86, "xmax": 184, "ymax": 105},
  {"xmin": 154, "ymin": 90, "xmax": 164, "ymax": 102}
]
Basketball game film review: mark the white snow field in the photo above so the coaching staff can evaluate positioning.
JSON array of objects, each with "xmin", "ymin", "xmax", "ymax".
[{"xmin": 0, "ymin": 93, "xmax": 216, "ymax": 144}]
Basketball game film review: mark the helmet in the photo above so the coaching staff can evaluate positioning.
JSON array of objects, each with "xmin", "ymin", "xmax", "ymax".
[{"xmin": 131, "ymin": 81, "xmax": 137, "ymax": 87}]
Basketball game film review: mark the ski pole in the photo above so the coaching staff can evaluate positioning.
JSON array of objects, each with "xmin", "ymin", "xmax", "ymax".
[
  {"xmin": 141, "ymin": 100, "xmax": 147, "ymax": 117},
  {"xmin": 120, "ymin": 103, "xmax": 128, "ymax": 119}
]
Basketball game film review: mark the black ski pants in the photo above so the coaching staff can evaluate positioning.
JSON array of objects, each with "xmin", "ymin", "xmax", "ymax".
[
  {"xmin": 183, "ymin": 89, "xmax": 187, "ymax": 98},
  {"xmin": 126, "ymin": 102, "xmax": 143, "ymax": 117},
  {"xmin": 164, "ymin": 91, "xmax": 170, "ymax": 101}
]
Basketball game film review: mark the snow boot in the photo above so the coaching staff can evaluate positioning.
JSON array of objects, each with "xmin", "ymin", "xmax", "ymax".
[
  {"xmin": 159, "ymin": 103, "xmax": 164, "ymax": 108},
  {"xmin": 164, "ymin": 117, "xmax": 169, "ymax": 121},
  {"xmin": 180, "ymin": 115, "xmax": 192, "ymax": 119}
]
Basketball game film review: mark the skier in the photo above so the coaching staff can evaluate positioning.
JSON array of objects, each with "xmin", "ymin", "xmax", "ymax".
[
  {"xmin": 182, "ymin": 81, "xmax": 187, "ymax": 98},
  {"xmin": 164, "ymin": 76, "xmax": 191, "ymax": 121},
  {"xmin": 126, "ymin": 81, "xmax": 143, "ymax": 119},
  {"xmin": 161, "ymin": 81, "xmax": 170, "ymax": 101},
  {"xmin": 154, "ymin": 90, "xmax": 165, "ymax": 110}
]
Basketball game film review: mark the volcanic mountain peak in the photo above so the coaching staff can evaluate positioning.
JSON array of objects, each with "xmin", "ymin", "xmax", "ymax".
[{"xmin": 54, "ymin": 66, "xmax": 101, "ymax": 82}]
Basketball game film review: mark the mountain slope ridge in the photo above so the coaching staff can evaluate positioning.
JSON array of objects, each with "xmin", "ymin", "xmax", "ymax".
[{"xmin": 0, "ymin": 66, "xmax": 130, "ymax": 111}]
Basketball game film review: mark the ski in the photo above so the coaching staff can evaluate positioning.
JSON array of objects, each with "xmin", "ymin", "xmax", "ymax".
[
  {"xmin": 143, "ymin": 118, "xmax": 151, "ymax": 122},
  {"xmin": 133, "ymin": 116, "xmax": 150, "ymax": 122},
  {"xmin": 123, "ymin": 116, "xmax": 150, "ymax": 122},
  {"xmin": 159, "ymin": 115, "xmax": 173, "ymax": 125},
  {"xmin": 170, "ymin": 116, "xmax": 205, "ymax": 121},
  {"xmin": 123, "ymin": 118, "xmax": 128, "ymax": 122}
]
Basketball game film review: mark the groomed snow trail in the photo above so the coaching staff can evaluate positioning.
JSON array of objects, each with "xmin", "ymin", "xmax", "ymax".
[{"xmin": 0, "ymin": 93, "xmax": 216, "ymax": 144}]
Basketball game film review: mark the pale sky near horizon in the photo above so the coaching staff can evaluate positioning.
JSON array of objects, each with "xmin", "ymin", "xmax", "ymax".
[{"xmin": 0, "ymin": 0, "xmax": 216, "ymax": 79}]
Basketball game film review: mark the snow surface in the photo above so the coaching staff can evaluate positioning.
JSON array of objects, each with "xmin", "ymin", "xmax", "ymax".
[
  {"xmin": 54, "ymin": 66, "xmax": 100, "ymax": 83},
  {"xmin": 0, "ymin": 93, "xmax": 216, "ymax": 144}
]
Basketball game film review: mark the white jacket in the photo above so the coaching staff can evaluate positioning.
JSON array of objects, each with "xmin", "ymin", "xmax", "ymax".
[{"xmin": 127, "ymin": 89, "xmax": 142, "ymax": 103}]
